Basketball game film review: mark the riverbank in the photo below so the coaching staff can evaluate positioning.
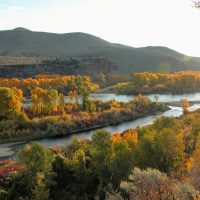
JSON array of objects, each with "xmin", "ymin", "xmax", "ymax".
[
  {"xmin": 102, "ymin": 84, "xmax": 200, "ymax": 96},
  {"xmin": 1, "ymin": 99, "xmax": 198, "ymax": 147},
  {"xmin": 0, "ymin": 105, "xmax": 168, "ymax": 145},
  {"xmin": 166, "ymin": 101, "xmax": 200, "ymax": 107},
  {"xmin": 0, "ymin": 142, "xmax": 26, "ymax": 159},
  {"xmin": 0, "ymin": 108, "xmax": 169, "ymax": 159}
]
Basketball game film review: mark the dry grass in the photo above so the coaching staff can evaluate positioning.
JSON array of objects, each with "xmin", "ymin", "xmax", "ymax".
[{"xmin": 0, "ymin": 56, "xmax": 43, "ymax": 65}]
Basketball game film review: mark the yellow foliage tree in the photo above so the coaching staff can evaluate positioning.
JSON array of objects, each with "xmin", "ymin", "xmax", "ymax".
[{"xmin": 0, "ymin": 87, "xmax": 23, "ymax": 119}]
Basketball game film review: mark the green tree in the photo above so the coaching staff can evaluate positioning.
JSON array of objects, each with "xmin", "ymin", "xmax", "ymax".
[
  {"xmin": 52, "ymin": 139, "xmax": 97, "ymax": 200},
  {"xmin": 58, "ymin": 93, "xmax": 65, "ymax": 114},
  {"xmin": 110, "ymin": 139, "xmax": 134, "ymax": 188},
  {"xmin": 18, "ymin": 142, "xmax": 54, "ymax": 174},
  {"xmin": 98, "ymin": 73, "xmax": 106, "ymax": 87},
  {"xmin": 136, "ymin": 126, "xmax": 185, "ymax": 173},
  {"xmin": 90, "ymin": 129, "xmax": 113, "ymax": 198},
  {"xmin": 9, "ymin": 142, "xmax": 55, "ymax": 200},
  {"xmin": 153, "ymin": 128, "xmax": 185, "ymax": 172},
  {"xmin": 0, "ymin": 190, "xmax": 8, "ymax": 200},
  {"xmin": 80, "ymin": 87, "xmax": 90, "ymax": 111},
  {"xmin": 80, "ymin": 87, "xmax": 96, "ymax": 112}
]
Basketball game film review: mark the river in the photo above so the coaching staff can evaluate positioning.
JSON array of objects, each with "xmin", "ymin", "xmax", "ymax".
[
  {"xmin": 23, "ymin": 92, "xmax": 200, "ymax": 106},
  {"xmin": 1, "ymin": 93, "xmax": 200, "ymax": 160}
]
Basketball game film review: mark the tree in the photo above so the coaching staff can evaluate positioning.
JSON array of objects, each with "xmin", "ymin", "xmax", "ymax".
[
  {"xmin": 154, "ymin": 95, "xmax": 159, "ymax": 102},
  {"xmin": 153, "ymin": 116, "xmax": 180, "ymax": 132},
  {"xmin": 173, "ymin": 182, "xmax": 199, "ymax": 200},
  {"xmin": 18, "ymin": 142, "xmax": 54, "ymax": 174},
  {"xmin": 80, "ymin": 87, "xmax": 96, "ymax": 112},
  {"xmin": 58, "ymin": 93, "xmax": 65, "ymax": 114},
  {"xmin": 46, "ymin": 89, "xmax": 59, "ymax": 113},
  {"xmin": 133, "ymin": 94, "xmax": 151, "ymax": 110},
  {"xmin": 120, "ymin": 168, "xmax": 174, "ymax": 200},
  {"xmin": 10, "ymin": 142, "xmax": 56, "ymax": 200},
  {"xmin": 0, "ymin": 87, "xmax": 23, "ymax": 119},
  {"xmin": 68, "ymin": 91, "xmax": 75, "ymax": 103},
  {"xmin": 52, "ymin": 139, "xmax": 97, "ymax": 200},
  {"xmin": 31, "ymin": 173, "xmax": 50, "ymax": 200},
  {"xmin": 69, "ymin": 90, "xmax": 79, "ymax": 111},
  {"xmin": 153, "ymin": 128, "xmax": 185, "ymax": 172},
  {"xmin": 80, "ymin": 87, "xmax": 90, "ymax": 111},
  {"xmin": 182, "ymin": 99, "xmax": 189, "ymax": 115},
  {"xmin": 98, "ymin": 73, "xmax": 106, "ymax": 87},
  {"xmin": 110, "ymin": 139, "xmax": 134, "ymax": 188},
  {"xmin": 90, "ymin": 129, "xmax": 113, "ymax": 199},
  {"xmin": 136, "ymin": 126, "xmax": 185, "ymax": 173},
  {"xmin": 75, "ymin": 75, "xmax": 84, "ymax": 92},
  {"xmin": 107, "ymin": 168, "xmax": 199, "ymax": 200},
  {"xmin": 31, "ymin": 87, "xmax": 60, "ymax": 114}
]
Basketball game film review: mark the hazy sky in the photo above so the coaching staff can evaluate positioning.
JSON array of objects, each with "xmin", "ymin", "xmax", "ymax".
[{"xmin": 0, "ymin": 0, "xmax": 200, "ymax": 56}]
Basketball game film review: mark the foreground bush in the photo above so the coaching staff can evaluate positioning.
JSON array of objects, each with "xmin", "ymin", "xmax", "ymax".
[{"xmin": 107, "ymin": 168, "xmax": 199, "ymax": 200}]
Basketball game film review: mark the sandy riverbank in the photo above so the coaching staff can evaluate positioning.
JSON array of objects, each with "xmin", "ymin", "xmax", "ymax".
[{"xmin": 0, "ymin": 142, "xmax": 25, "ymax": 159}]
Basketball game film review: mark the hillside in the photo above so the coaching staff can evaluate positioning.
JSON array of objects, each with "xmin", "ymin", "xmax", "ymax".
[{"xmin": 0, "ymin": 27, "xmax": 200, "ymax": 73}]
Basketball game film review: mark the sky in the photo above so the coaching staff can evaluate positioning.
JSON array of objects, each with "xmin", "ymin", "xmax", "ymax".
[{"xmin": 0, "ymin": 0, "xmax": 200, "ymax": 56}]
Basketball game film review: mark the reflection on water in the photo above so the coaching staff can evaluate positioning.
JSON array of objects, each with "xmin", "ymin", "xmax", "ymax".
[
  {"xmin": 90, "ymin": 93, "xmax": 200, "ymax": 103},
  {"xmin": 2, "ymin": 93, "xmax": 200, "ymax": 160},
  {"xmin": 23, "ymin": 92, "xmax": 200, "ymax": 107}
]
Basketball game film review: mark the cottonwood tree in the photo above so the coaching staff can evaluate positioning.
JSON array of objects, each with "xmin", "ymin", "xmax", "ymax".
[
  {"xmin": 0, "ymin": 87, "xmax": 23, "ymax": 119},
  {"xmin": 8, "ymin": 143, "xmax": 55, "ymax": 200}
]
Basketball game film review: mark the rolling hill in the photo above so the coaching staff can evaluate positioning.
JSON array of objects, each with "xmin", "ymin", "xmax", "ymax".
[{"xmin": 0, "ymin": 27, "xmax": 200, "ymax": 73}]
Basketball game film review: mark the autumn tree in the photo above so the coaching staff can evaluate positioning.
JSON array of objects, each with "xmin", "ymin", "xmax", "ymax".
[
  {"xmin": 31, "ymin": 87, "xmax": 60, "ymax": 114},
  {"xmin": 0, "ymin": 87, "xmax": 23, "ymax": 119},
  {"xmin": 0, "ymin": 75, "xmax": 99, "ymax": 96},
  {"xmin": 120, "ymin": 168, "xmax": 174, "ymax": 200},
  {"xmin": 58, "ymin": 93, "xmax": 65, "ymax": 114},
  {"xmin": 191, "ymin": 121, "xmax": 200, "ymax": 151},
  {"xmin": 182, "ymin": 99, "xmax": 189, "ymax": 115},
  {"xmin": 133, "ymin": 94, "xmax": 151, "ymax": 110},
  {"xmin": 107, "ymin": 168, "xmax": 198, "ymax": 200},
  {"xmin": 68, "ymin": 90, "xmax": 75, "ymax": 103},
  {"xmin": 68, "ymin": 90, "xmax": 79, "ymax": 111}
]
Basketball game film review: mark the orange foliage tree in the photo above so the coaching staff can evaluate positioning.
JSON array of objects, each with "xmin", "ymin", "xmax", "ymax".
[{"xmin": 0, "ymin": 75, "xmax": 99, "ymax": 96}]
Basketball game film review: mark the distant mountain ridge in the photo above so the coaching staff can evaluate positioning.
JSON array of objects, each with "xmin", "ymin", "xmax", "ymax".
[{"xmin": 0, "ymin": 27, "xmax": 200, "ymax": 73}]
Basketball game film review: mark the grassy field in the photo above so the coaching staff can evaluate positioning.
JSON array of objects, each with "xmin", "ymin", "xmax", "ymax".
[{"xmin": 0, "ymin": 56, "xmax": 43, "ymax": 65}]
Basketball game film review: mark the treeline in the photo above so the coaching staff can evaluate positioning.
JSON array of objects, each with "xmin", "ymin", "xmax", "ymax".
[
  {"xmin": 2, "ymin": 109, "xmax": 200, "ymax": 199},
  {"xmin": 0, "ymin": 87, "xmax": 166, "ymax": 142},
  {"xmin": 42, "ymin": 58, "xmax": 79, "ymax": 65},
  {"xmin": 0, "ymin": 75, "xmax": 98, "ymax": 96},
  {"xmin": 96, "ymin": 73, "xmax": 131, "ymax": 88},
  {"xmin": 111, "ymin": 71, "xmax": 200, "ymax": 94}
]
